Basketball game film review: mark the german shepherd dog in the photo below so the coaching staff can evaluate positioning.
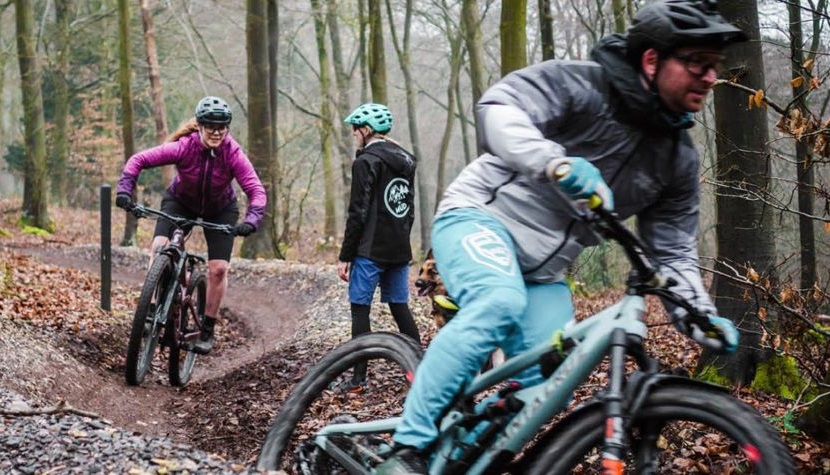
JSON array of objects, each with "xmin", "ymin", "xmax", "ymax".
[
  {"xmin": 415, "ymin": 249, "xmax": 505, "ymax": 369},
  {"xmin": 415, "ymin": 249, "xmax": 457, "ymax": 328}
]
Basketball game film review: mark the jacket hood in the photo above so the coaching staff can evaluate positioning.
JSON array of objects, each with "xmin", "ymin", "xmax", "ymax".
[
  {"xmin": 590, "ymin": 33, "xmax": 693, "ymax": 132},
  {"xmin": 361, "ymin": 140, "xmax": 416, "ymax": 175}
]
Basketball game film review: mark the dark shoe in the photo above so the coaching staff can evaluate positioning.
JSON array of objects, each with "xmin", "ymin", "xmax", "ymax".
[
  {"xmin": 331, "ymin": 378, "xmax": 366, "ymax": 394},
  {"xmin": 192, "ymin": 317, "xmax": 216, "ymax": 355},
  {"xmin": 376, "ymin": 447, "xmax": 428, "ymax": 475}
]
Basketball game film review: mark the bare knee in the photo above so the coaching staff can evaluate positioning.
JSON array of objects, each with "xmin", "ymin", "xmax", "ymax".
[{"xmin": 208, "ymin": 260, "xmax": 229, "ymax": 282}]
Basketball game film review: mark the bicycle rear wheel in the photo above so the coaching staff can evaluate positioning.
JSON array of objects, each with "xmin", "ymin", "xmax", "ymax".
[
  {"xmin": 168, "ymin": 271, "xmax": 205, "ymax": 387},
  {"xmin": 125, "ymin": 254, "xmax": 174, "ymax": 386},
  {"xmin": 256, "ymin": 332, "xmax": 423, "ymax": 473},
  {"xmin": 525, "ymin": 383, "xmax": 795, "ymax": 475}
]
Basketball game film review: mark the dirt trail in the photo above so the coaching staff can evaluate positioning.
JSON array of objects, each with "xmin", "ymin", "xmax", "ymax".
[{"xmin": 14, "ymin": 247, "xmax": 309, "ymax": 440}]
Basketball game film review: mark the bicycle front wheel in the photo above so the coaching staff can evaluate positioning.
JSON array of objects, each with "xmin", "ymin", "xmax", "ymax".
[
  {"xmin": 256, "ymin": 332, "xmax": 423, "ymax": 473},
  {"xmin": 168, "ymin": 271, "xmax": 205, "ymax": 387},
  {"xmin": 526, "ymin": 383, "xmax": 795, "ymax": 475},
  {"xmin": 125, "ymin": 254, "xmax": 174, "ymax": 386}
]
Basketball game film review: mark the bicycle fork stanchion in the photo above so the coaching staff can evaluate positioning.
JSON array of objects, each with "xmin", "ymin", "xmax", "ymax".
[
  {"xmin": 100, "ymin": 184, "xmax": 111, "ymax": 311},
  {"xmin": 601, "ymin": 328, "xmax": 628, "ymax": 475}
]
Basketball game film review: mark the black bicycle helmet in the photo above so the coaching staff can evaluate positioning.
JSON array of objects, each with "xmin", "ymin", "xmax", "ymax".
[
  {"xmin": 627, "ymin": 0, "xmax": 747, "ymax": 62},
  {"xmin": 195, "ymin": 96, "xmax": 232, "ymax": 125}
]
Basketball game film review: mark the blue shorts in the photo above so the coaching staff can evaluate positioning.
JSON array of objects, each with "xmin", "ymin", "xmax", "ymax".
[{"xmin": 348, "ymin": 257, "xmax": 410, "ymax": 305}]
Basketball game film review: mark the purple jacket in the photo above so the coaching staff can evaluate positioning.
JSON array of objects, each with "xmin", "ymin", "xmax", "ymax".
[{"xmin": 116, "ymin": 132, "xmax": 266, "ymax": 229}]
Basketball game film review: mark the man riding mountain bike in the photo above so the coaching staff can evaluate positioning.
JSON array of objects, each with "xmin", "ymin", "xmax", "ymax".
[{"xmin": 377, "ymin": 1, "xmax": 746, "ymax": 473}]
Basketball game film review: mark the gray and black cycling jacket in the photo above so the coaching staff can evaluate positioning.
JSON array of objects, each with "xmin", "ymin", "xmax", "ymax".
[{"xmin": 436, "ymin": 33, "xmax": 716, "ymax": 316}]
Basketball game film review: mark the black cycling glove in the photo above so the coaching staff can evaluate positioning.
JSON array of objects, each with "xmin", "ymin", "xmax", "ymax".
[
  {"xmin": 235, "ymin": 222, "xmax": 255, "ymax": 237},
  {"xmin": 115, "ymin": 193, "xmax": 133, "ymax": 210}
]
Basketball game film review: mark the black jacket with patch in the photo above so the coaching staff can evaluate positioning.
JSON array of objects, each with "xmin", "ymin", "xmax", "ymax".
[{"xmin": 339, "ymin": 140, "xmax": 417, "ymax": 265}]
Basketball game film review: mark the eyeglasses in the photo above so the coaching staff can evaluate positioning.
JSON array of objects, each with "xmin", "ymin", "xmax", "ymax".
[
  {"xmin": 203, "ymin": 124, "xmax": 228, "ymax": 136},
  {"xmin": 670, "ymin": 52, "xmax": 725, "ymax": 77}
]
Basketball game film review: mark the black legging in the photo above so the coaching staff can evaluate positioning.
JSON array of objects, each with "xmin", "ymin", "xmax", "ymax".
[{"xmin": 351, "ymin": 302, "xmax": 421, "ymax": 382}]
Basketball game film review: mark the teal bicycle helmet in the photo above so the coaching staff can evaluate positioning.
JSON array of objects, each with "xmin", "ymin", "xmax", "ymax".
[
  {"xmin": 627, "ymin": 0, "xmax": 747, "ymax": 62},
  {"xmin": 195, "ymin": 96, "xmax": 233, "ymax": 125},
  {"xmin": 344, "ymin": 103, "xmax": 393, "ymax": 134}
]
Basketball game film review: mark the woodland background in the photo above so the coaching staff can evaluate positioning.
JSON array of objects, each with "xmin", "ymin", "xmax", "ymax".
[{"xmin": 1, "ymin": 0, "xmax": 830, "ymax": 443}]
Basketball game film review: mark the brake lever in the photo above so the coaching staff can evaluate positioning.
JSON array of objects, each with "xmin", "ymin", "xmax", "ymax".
[{"xmin": 129, "ymin": 204, "xmax": 146, "ymax": 219}]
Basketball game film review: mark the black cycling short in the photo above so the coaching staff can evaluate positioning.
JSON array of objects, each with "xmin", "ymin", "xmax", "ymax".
[{"xmin": 154, "ymin": 191, "xmax": 239, "ymax": 261}]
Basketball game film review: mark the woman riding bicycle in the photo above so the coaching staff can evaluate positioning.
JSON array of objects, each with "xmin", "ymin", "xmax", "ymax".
[
  {"xmin": 378, "ymin": 1, "xmax": 745, "ymax": 472},
  {"xmin": 116, "ymin": 96, "xmax": 266, "ymax": 355}
]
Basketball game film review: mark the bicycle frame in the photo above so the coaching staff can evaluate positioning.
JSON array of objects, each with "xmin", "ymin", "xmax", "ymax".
[
  {"xmin": 151, "ymin": 230, "xmax": 185, "ymax": 329},
  {"xmin": 306, "ymin": 205, "xmax": 731, "ymax": 475},
  {"xmin": 311, "ymin": 293, "xmax": 649, "ymax": 475},
  {"xmin": 132, "ymin": 205, "xmax": 226, "ymax": 347},
  {"xmin": 152, "ymin": 229, "xmax": 206, "ymax": 347}
]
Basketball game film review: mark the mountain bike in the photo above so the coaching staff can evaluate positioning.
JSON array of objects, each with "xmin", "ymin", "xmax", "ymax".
[
  {"xmin": 123, "ymin": 203, "xmax": 235, "ymax": 387},
  {"xmin": 256, "ymin": 204, "xmax": 795, "ymax": 474}
]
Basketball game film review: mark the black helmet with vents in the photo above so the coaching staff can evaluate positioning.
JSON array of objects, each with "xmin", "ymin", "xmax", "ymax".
[
  {"xmin": 195, "ymin": 96, "xmax": 232, "ymax": 125},
  {"xmin": 627, "ymin": 0, "xmax": 747, "ymax": 62}
]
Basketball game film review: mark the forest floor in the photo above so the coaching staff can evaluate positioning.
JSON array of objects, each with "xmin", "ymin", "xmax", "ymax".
[{"xmin": 0, "ymin": 199, "xmax": 827, "ymax": 473}]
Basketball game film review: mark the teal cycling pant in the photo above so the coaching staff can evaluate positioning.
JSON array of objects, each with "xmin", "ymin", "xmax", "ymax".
[{"xmin": 393, "ymin": 207, "xmax": 574, "ymax": 450}]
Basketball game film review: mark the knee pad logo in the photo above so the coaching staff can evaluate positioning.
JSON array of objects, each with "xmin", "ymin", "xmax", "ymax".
[{"xmin": 461, "ymin": 225, "xmax": 516, "ymax": 276}]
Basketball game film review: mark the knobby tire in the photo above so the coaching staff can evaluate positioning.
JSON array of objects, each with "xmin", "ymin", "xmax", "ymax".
[
  {"xmin": 525, "ymin": 383, "xmax": 795, "ymax": 475},
  {"xmin": 168, "ymin": 271, "xmax": 205, "ymax": 387},
  {"xmin": 125, "ymin": 254, "xmax": 174, "ymax": 386},
  {"xmin": 256, "ymin": 332, "xmax": 423, "ymax": 472}
]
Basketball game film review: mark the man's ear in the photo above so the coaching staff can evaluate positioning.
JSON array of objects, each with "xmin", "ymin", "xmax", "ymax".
[{"xmin": 641, "ymin": 48, "xmax": 660, "ymax": 82}]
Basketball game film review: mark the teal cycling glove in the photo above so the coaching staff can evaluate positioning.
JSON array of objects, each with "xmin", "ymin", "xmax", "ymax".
[
  {"xmin": 546, "ymin": 157, "xmax": 614, "ymax": 211},
  {"xmin": 675, "ymin": 313, "xmax": 739, "ymax": 354}
]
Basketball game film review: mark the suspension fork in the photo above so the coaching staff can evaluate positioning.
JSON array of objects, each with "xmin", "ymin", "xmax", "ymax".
[{"xmin": 601, "ymin": 328, "xmax": 629, "ymax": 475}]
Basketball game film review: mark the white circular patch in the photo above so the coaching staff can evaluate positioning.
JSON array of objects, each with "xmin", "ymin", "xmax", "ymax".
[{"xmin": 384, "ymin": 178, "xmax": 411, "ymax": 218}]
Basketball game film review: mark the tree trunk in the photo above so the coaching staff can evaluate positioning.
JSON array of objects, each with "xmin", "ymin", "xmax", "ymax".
[
  {"xmin": 14, "ymin": 0, "xmax": 51, "ymax": 230},
  {"xmin": 434, "ymin": 26, "xmax": 462, "ymax": 213},
  {"xmin": 117, "ymin": 0, "xmax": 137, "ymax": 245},
  {"xmin": 50, "ymin": 0, "xmax": 72, "ymax": 206},
  {"xmin": 242, "ymin": 0, "xmax": 281, "ymax": 259},
  {"xmin": 538, "ymin": 0, "xmax": 555, "ymax": 60},
  {"xmin": 462, "ymin": 0, "xmax": 487, "ymax": 158},
  {"xmin": 367, "ymin": 0, "xmax": 387, "ymax": 103},
  {"xmin": 138, "ymin": 0, "xmax": 174, "ymax": 188},
  {"xmin": 705, "ymin": 0, "xmax": 775, "ymax": 386},
  {"xmin": 267, "ymin": 0, "xmax": 282, "ymax": 250},
  {"xmin": 327, "ymin": 0, "xmax": 355, "ymax": 214},
  {"xmin": 455, "ymin": 74, "xmax": 473, "ymax": 166},
  {"xmin": 385, "ymin": 0, "xmax": 429, "ymax": 252},
  {"xmin": 791, "ymin": 0, "xmax": 829, "ymax": 441},
  {"xmin": 311, "ymin": 0, "xmax": 337, "ymax": 238},
  {"xmin": 358, "ymin": 0, "xmax": 370, "ymax": 103},
  {"xmin": 268, "ymin": 0, "xmax": 279, "ymax": 159},
  {"xmin": 787, "ymin": 0, "xmax": 816, "ymax": 290},
  {"xmin": 611, "ymin": 0, "xmax": 626, "ymax": 33},
  {"xmin": 500, "ymin": 0, "xmax": 527, "ymax": 76},
  {"xmin": 797, "ymin": 372, "xmax": 830, "ymax": 442},
  {"xmin": 462, "ymin": 0, "xmax": 487, "ymax": 104}
]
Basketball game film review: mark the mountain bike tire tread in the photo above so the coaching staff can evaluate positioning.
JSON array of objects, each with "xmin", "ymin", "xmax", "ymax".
[
  {"xmin": 524, "ymin": 383, "xmax": 795, "ymax": 474},
  {"xmin": 168, "ymin": 271, "xmax": 205, "ymax": 386},
  {"xmin": 256, "ymin": 331, "xmax": 423, "ymax": 471},
  {"xmin": 125, "ymin": 254, "xmax": 173, "ymax": 386}
]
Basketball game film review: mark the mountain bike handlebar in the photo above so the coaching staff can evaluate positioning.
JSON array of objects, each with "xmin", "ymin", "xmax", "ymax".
[
  {"xmin": 126, "ymin": 203, "xmax": 237, "ymax": 236},
  {"xmin": 583, "ymin": 206, "xmax": 719, "ymax": 337}
]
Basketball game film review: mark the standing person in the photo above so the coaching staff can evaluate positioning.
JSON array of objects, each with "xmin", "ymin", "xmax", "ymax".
[
  {"xmin": 377, "ymin": 0, "xmax": 745, "ymax": 472},
  {"xmin": 116, "ymin": 96, "xmax": 266, "ymax": 355},
  {"xmin": 337, "ymin": 103, "xmax": 421, "ymax": 393}
]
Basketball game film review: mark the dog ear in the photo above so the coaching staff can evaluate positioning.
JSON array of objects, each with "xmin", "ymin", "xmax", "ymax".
[{"xmin": 425, "ymin": 248, "xmax": 434, "ymax": 261}]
